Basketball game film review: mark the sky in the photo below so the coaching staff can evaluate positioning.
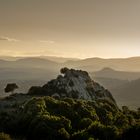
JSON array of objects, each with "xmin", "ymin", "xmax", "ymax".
[{"xmin": 0, "ymin": 0, "xmax": 140, "ymax": 58}]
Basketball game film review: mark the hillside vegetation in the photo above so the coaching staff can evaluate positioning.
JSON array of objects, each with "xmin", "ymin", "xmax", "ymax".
[{"xmin": 0, "ymin": 96, "xmax": 140, "ymax": 140}]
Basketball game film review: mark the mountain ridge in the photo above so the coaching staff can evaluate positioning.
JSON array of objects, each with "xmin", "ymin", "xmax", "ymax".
[
  {"xmin": 28, "ymin": 68, "xmax": 117, "ymax": 105},
  {"xmin": 92, "ymin": 67, "xmax": 140, "ymax": 80}
]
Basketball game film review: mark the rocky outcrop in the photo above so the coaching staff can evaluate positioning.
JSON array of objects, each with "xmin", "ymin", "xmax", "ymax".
[{"xmin": 42, "ymin": 68, "xmax": 116, "ymax": 104}]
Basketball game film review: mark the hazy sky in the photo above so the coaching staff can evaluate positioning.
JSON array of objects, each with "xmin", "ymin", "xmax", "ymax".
[{"xmin": 1, "ymin": 0, "xmax": 140, "ymax": 58}]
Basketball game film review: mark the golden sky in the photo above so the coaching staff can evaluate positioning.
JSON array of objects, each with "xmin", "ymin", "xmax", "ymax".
[{"xmin": 0, "ymin": 0, "xmax": 140, "ymax": 58}]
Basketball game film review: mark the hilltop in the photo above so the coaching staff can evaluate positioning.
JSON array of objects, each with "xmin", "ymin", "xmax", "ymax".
[{"xmin": 28, "ymin": 68, "xmax": 116, "ymax": 104}]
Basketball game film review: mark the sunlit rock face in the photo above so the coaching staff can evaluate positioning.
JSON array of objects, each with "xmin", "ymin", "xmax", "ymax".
[{"xmin": 43, "ymin": 68, "xmax": 116, "ymax": 103}]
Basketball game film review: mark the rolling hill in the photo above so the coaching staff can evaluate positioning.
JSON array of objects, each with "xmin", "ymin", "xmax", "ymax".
[
  {"xmin": 64, "ymin": 57, "xmax": 140, "ymax": 72},
  {"xmin": 92, "ymin": 67, "xmax": 140, "ymax": 80}
]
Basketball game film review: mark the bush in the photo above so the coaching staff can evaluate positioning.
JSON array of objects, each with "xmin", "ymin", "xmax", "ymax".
[
  {"xmin": 58, "ymin": 128, "xmax": 70, "ymax": 140},
  {"xmin": 28, "ymin": 86, "xmax": 43, "ymax": 95},
  {"xmin": 0, "ymin": 132, "xmax": 11, "ymax": 140},
  {"xmin": 0, "ymin": 96, "xmax": 140, "ymax": 140},
  {"xmin": 121, "ymin": 123, "xmax": 140, "ymax": 140},
  {"xmin": 72, "ymin": 130, "xmax": 90, "ymax": 140},
  {"xmin": 79, "ymin": 118, "xmax": 93, "ymax": 130},
  {"xmin": 88, "ymin": 122, "xmax": 118, "ymax": 140}
]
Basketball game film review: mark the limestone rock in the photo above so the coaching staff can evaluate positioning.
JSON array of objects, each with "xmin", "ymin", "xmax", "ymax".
[{"xmin": 42, "ymin": 68, "xmax": 116, "ymax": 104}]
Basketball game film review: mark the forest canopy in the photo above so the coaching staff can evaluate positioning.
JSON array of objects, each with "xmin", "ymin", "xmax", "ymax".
[{"xmin": 0, "ymin": 96, "xmax": 140, "ymax": 140}]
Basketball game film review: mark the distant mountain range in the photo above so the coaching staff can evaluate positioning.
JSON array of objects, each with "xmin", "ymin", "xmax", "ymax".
[
  {"xmin": 0, "ymin": 56, "xmax": 80, "ymax": 63},
  {"xmin": 64, "ymin": 57, "xmax": 140, "ymax": 72},
  {"xmin": 1, "ymin": 56, "xmax": 140, "ymax": 80},
  {"xmin": 1, "ymin": 56, "xmax": 140, "ymax": 71},
  {"xmin": 0, "ymin": 58, "xmax": 59, "ymax": 81},
  {"xmin": 0, "ymin": 56, "xmax": 140, "ymax": 108},
  {"xmin": 1, "ymin": 56, "xmax": 140, "ymax": 82}
]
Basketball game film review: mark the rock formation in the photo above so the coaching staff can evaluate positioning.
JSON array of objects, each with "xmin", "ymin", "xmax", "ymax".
[{"xmin": 42, "ymin": 68, "xmax": 116, "ymax": 104}]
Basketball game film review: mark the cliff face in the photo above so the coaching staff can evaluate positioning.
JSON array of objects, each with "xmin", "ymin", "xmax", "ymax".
[{"xmin": 42, "ymin": 68, "xmax": 116, "ymax": 104}]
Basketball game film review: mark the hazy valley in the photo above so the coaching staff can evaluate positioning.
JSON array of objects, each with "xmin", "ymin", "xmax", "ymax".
[{"xmin": 0, "ymin": 56, "xmax": 140, "ymax": 108}]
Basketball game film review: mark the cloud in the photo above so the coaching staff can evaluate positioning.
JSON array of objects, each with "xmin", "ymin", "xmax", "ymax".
[
  {"xmin": 0, "ymin": 36, "xmax": 19, "ymax": 42},
  {"xmin": 39, "ymin": 40, "xmax": 55, "ymax": 44},
  {"xmin": 21, "ymin": 50, "xmax": 62, "ymax": 56}
]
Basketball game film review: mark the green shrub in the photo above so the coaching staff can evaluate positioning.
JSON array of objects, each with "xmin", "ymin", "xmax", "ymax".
[
  {"xmin": 0, "ymin": 132, "xmax": 11, "ymax": 140},
  {"xmin": 79, "ymin": 118, "xmax": 93, "ymax": 130},
  {"xmin": 58, "ymin": 128, "xmax": 70, "ymax": 140}
]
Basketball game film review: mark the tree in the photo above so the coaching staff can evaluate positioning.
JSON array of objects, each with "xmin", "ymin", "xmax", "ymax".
[
  {"xmin": 28, "ymin": 86, "xmax": 42, "ymax": 95},
  {"xmin": 4, "ymin": 83, "xmax": 18, "ymax": 94},
  {"xmin": 60, "ymin": 67, "xmax": 69, "ymax": 74},
  {"xmin": 122, "ymin": 106, "xmax": 129, "ymax": 114}
]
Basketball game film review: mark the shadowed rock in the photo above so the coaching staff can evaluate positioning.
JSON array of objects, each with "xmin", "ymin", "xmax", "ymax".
[{"xmin": 42, "ymin": 68, "xmax": 116, "ymax": 104}]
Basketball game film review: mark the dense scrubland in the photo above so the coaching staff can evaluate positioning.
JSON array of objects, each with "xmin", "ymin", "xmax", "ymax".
[{"xmin": 0, "ymin": 95, "xmax": 140, "ymax": 140}]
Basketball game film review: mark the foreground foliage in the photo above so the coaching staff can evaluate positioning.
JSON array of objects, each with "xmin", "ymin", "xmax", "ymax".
[
  {"xmin": 0, "ymin": 132, "xmax": 11, "ymax": 140},
  {"xmin": 0, "ymin": 96, "xmax": 140, "ymax": 140}
]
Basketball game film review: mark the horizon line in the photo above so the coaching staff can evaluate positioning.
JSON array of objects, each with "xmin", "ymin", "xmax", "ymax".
[{"xmin": 0, "ymin": 55, "xmax": 140, "ymax": 60}]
